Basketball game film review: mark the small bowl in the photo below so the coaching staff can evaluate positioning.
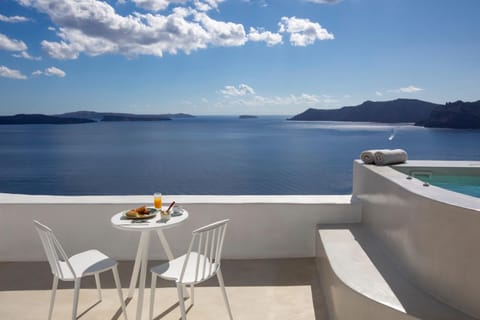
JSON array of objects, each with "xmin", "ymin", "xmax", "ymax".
[
  {"xmin": 159, "ymin": 210, "xmax": 171, "ymax": 220},
  {"xmin": 173, "ymin": 205, "xmax": 184, "ymax": 215}
]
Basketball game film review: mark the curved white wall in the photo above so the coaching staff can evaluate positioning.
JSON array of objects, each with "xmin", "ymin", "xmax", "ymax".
[{"xmin": 353, "ymin": 161, "xmax": 480, "ymax": 318}]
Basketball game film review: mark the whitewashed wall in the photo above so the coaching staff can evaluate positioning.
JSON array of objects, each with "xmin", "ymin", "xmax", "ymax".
[
  {"xmin": 352, "ymin": 160, "xmax": 480, "ymax": 318},
  {"xmin": 0, "ymin": 195, "xmax": 360, "ymax": 261}
]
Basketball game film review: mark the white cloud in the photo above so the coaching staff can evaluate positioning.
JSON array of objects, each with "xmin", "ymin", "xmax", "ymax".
[
  {"xmin": 248, "ymin": 27, "xmax": 282, "ymax": 46},
  {"xmin": 44, "ymin": 66, "xmax": 66, "ymax": 77},
  {"xmin": 131, "ymin": 0, "xmax": 187, "ymax": 12},
  {"xmin": 194, "ymin": 12, "xmax": 247, "ymax": 47},
  {"xmin": 0, "ymin": 65, "xmax": 27, "ymax": 80},
  {"xmin": 241, "ymin": 0, "xmax": 268, "ymax": 7},
  {"xmin": 221, "ymin": 84, "xmax": 256, "ymax": 96},
  {"xmin": 13, "ymin": 51, "xmax": 42, "ymax": 60},
  {"xmin": 41, "ymin": 28, "xmax": 117, "ymax": 60},
  {"xmin": 0, "ymin": 14, "xmax": 30, "ymax": 23},
  {"xmin": 194, "ymin": 0, "xmax": 224, "ymax": 11},
  {"xmin": 305, "ymin": 0, "xmax": 343, "ymax": 4},
  {"xmin": 0, "ymin": 33, "xmax": 28, "ymax": 51},
  {"xmin": 375, "ymin": 91, "xmax": 383, "ymax": 96},
  {"xmin": 399, "ymin": 85, "xmax": 424, "ymax": 93},
  {"xmin": 18, "ymin": 0, "xmax": 249, "ymax": 59},
  {"xmin": 32, "ymin": 67, "xmax": 66, "ymax": 78},
  {"xmin": 221, "ymin": 93, "xmax": 324, "ymax": 108},
  {"xmin": 216, "ymin": 84, "xmax": 340, "ymax": 108},
  {"xmin": 193, "ymin": 0, "xmax": 211, "ymax": 11},
  {"xmin": 278, "ymin": 16, "xmax": 334, "ymax": 46},
  {"xmin": 203, "ymin": 0, "xmax": 224, "ymax": 8},
  {"xmin": 17, "ymin": 0, "xmax": 334, "ymax": 59},
  {"xmin": 323, "ymin": 97, "xmax": 339, "ymax": 104},
  {"xmin": 386, "ymin": 85, "xmax": 424, "ymax": 94}
]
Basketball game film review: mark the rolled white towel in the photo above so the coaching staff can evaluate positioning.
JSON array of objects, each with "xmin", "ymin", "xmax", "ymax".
[
  {"xmin": 374, "ymin": 149, "xmax": 408, "ymax": 166},
  {"xmin": 360, "ymin": 149, "xmax": 388, "ymax": 164}
]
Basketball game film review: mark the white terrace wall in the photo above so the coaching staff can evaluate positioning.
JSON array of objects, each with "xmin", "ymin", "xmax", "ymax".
[
  {"xmin": 352, "ymin": 160, "xmax": 480, "ymax": 319},
  {"xmin": 0, "ymin": 194, "xmax": 360, "ymax": 262}
]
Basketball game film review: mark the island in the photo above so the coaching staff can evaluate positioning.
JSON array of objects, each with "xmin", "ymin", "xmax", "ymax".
[
  {"xmin": 415, "ymin": 100, "xmax": 480, "ymax": 129},
  {"xmin": 289, "ymin": 99, "xmax": 439, "ymax": 123},
  {"xmin": 101, "ymin": 115, "xmax": 171, "ymax": 122},
  {"xmin": 57, "ymin": 111, "xmax": 194, "ymax": 121},
  {"xmin": 0, "ymin": 114, "xmax": 95, "ymax": 125},
  {"xmin": 239, "ymin": 115, "xmax": 258, "ymax": 119},
  {"xmin": 289, "ymin": 98, "xmax": 480, "ymax": 129},
  {"xmin": 0, "ymin": 111, "xmax": 195, "ymax": 125}
]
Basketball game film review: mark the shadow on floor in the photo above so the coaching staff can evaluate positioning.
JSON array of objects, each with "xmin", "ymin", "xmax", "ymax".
[{"xmin": 0, "ymin": 258, "xmax": 328, "ymax": 320}]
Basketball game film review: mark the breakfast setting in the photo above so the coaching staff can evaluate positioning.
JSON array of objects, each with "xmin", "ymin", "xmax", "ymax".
[
  {"xmin": 109, "ymin": 192, "xmax": 190, "ymax": 320},
  {"xmin": 117, "ymin": 192, "xmax": 186, "ymax": 225}
]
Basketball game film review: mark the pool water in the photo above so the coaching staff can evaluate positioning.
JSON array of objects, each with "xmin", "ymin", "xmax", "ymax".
[{"xmin": 414, "ymin": 175, "xmax": 480, "ymax": 198}]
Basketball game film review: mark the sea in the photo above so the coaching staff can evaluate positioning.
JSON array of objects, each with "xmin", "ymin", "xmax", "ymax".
[{"xmin": 0, "ymin": 116, "xmax": 479, "ymax": 196}]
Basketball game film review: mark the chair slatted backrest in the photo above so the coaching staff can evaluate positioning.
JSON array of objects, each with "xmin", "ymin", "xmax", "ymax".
[
  {"xmin": 179, "ymin": 219, "xmax": 229, "ymax": 284},
  {"xmin": 33, "ymin": 220, "xmax": 76, "ymax": 280}
]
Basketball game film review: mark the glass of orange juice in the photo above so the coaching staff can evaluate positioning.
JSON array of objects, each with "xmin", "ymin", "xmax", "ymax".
[{"xmin": 153, "ymin": 192, "xmax": 162, "ymax": 209}]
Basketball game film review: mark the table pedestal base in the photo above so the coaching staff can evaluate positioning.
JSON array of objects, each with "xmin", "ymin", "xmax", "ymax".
[{"xmin": 128, "ymin": 230, "xmax": 188, "ymax": 320}]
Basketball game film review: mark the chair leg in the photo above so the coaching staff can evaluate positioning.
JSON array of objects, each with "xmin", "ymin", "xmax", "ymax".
[
  {"xmin": 72, "ymin": 278, "xmax": 81, "ymax": 320},
  {"xmin": 94, "ymin": 273, "xmax": 102, "ymax": 301},
  {"xmin": 190, "ymin": 284, "xmax": 195, "ymax": 305},
  {"xmin": 149, "ymin": 274, "xmax": 157, "ymax": 320},
  {"xmin": 112, "ymin": 266, "xmax": 129, "ymax": 320},
  {"xmin": 176, "ymin": 283, "xmax": 187, "ymax": 320},
  {"xmin": 217, "ymin": 269, "xmax": 233, "ymax": 320},
  {"xmin": 48, "ymin": 276, "xmax": 58, "ymax": 320}
]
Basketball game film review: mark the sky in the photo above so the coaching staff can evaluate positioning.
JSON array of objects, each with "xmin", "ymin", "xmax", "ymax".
[{"xmin": 0, "ymin": 0, "xmax": 479, "ymax": 116}]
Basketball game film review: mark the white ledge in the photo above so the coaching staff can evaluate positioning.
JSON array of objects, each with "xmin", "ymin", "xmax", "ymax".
[
  {"xmin": 355, "ymin": 160, "xmax": 480, "ymax": 212},
  {"xmin": 392, "ymin": 160, "xmax": 480, "ymax": 168},
  {"xmin": 0, "ymin": 193, "xmax": 354, "ymax": 205}
]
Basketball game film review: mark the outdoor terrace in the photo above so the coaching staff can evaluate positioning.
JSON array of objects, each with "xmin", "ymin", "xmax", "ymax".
[
  {"xmin": 0, "ymin": 194, "xmax": 352, "ymax": 320},
  {"xmin": 0, "ymin": 259, "xmax": 326, "ymax": 320},
  {"xmin": 1, "ymin": 161, "xmax": 479, "ymax": 320}
]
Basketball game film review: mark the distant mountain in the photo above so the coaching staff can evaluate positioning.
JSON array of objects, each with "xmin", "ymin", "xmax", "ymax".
[
  {"xmin": 57, "ymin": 111, "xmax": 194, "ymax": 121},
  {"xmin": 416, "ymin": 100, "xmax": 480, "ymax": 129},
  {"xmin": 56, "ymin": 111, "xmax": 106, "ymax": 121},
  {"xmin": 168, "ymin": 113, "xmax": 195, "ymax": 119},
  {"xmin": 101, "ymin": 115, "xmax": 171, "ymax": 122},
  {"xmin": 0, "ymin": 114, "xmax": 95, "ymax": 125},
  {"xmin": 289, "ymin": 99, "xmax": 440, "ymax": 123},
  {"xmin": 0, "ymin": 111, "xmax": 195, "ymax": 125},
  {"xmin": 239, "ymin": 115, "xmax": 258, "ymax": 119}
]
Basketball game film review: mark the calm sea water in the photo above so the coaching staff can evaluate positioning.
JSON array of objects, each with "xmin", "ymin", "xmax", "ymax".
[{"xmin": 1, "ymin": 116, "xmax": 479, "ymax": 195}]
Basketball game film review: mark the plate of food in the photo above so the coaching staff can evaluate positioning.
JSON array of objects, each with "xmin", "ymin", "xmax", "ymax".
[{"xmin": 123, "ymin": 206, "xmax": 157, "ymax": 220}]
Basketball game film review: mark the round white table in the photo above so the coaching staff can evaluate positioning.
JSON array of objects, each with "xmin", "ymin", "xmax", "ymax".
[{"xmin": 111, "ymin": 208, "xmax": 189, "ymax": 320}]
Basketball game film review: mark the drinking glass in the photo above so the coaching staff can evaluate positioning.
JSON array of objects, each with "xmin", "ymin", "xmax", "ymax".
[{"xmin": 153, "ymin": 192, "xmax": 162, "ymax": 209}]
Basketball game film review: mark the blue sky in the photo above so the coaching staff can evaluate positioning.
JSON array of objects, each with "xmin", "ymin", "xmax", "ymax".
[{"xmin": 0, "ymin": 0, "xmax": 479, "ymax": 115}]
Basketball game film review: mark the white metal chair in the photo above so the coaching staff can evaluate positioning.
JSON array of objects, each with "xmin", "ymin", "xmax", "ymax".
[
  {"xmin": 33, "ymin": 220, "xmax": 128, "ymax": 320},
  {"xmin": 149, "ymin": 219, "xmax": 233, "ymax": 320}
]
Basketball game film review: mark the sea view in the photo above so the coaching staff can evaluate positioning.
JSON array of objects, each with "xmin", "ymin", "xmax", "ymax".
[
  {"xmin": 0, "ymin": 0, "xmax": 480, "ymax": 320},
  {"xmin": 2, "ymin": 0, "xmax": 479, "ymax": 198},
  {"xmin": 1, "ymin": 116, "xmax": 479, "ymax": 196},
  {"xmin": 2, "ymin": 1, "xmax": 480, "ymax": 319}
]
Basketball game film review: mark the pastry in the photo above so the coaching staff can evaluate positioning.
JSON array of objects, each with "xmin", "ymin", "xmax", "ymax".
[{"xmin": 126, "ymin": 206, "xmax": 151, "ymax": 218}]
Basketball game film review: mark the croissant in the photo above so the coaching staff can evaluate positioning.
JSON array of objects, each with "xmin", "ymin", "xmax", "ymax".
[
  {"xmin": 135, "ymin": 206, "xmax": 148, "ymax": 214},
  {"xmin": 126, "ymin": 206, "xmax": 150, "ymax": 217}
]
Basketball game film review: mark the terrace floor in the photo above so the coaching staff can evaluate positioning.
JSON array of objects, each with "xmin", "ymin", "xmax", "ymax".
[{"xmin": 0, "ymin": 258, "xmax": 327, "ymax": 320}]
